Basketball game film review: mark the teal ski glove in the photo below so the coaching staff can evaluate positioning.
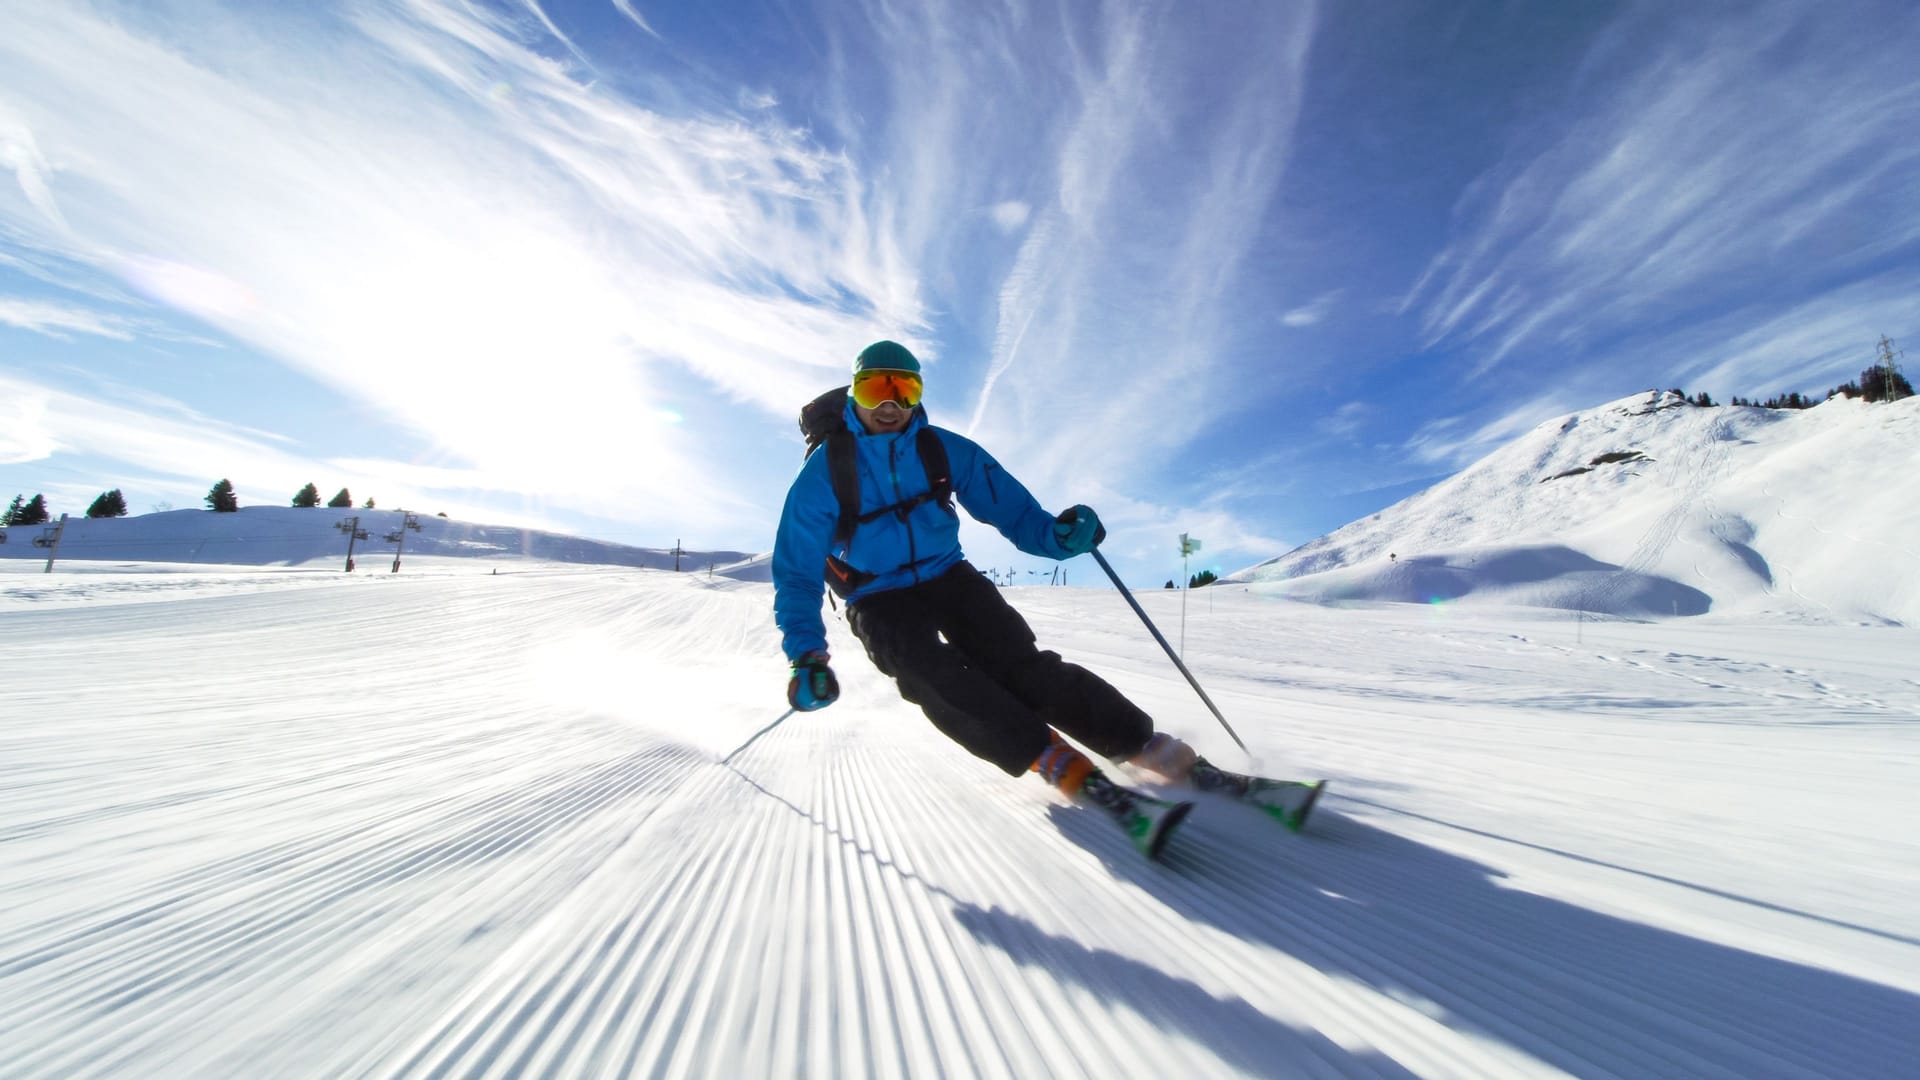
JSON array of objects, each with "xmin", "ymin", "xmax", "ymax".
[
  {"xmin": 1052, "ymin": 505, "xmax": 1106, "ymax": 556},
  {"xmin": 787, "ymin": 650, "xmax": 840, "ymax": 711}
]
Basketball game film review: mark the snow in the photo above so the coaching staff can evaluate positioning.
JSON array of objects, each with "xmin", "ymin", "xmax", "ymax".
[
  {"xmin": 0, "ymin": 505, "xmax": 756, "ymax": 579},
  {"xmin": 2, "ymin": 397, "xmax": 1918, "ymax": 1077},
  {"xmin": 1229, "ymin": 392, "xmax": 1920, "ymax": 626}
]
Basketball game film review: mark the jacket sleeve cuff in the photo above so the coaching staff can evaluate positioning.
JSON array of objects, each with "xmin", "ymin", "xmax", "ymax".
[{"xmin": 783, "ymin": 633, "xmax": 828, "ymax": 664}]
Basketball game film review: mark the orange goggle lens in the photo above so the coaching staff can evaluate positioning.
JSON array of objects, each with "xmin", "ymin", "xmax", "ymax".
[{"xmin": 851, "ymin": 369, "xmax": 923, "ymax": 409}]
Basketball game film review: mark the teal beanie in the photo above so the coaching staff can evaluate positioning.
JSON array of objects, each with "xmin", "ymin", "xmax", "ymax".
[{"xmin": 854, "ymin": 340, "xmax": 921, "ymax": 375}]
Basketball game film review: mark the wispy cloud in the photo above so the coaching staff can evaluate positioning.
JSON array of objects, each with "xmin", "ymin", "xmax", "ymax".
[
  {"xmin": 0, "ymin": 296, "xmax": 133, "ymax": 340},
  {"xmin": 1405, "ymin": 6, "xmax": 1920, "ymax": 376},
  {"xmin": 0, "ymin": 371, "xmax": 289, "ymax": 475},
  {"xmin": 987, "ymin": 201, "xmax": 1031, "ymax": 233},
  {"xmin": 1403, "ymin": 392, "xmax": 1573, "ymax": 471},
  {"xmin": 1318, "ymin": 401, "xmax": 1369, "ymax": 438},
  {"xmin": 0, "ymin": 1, "xmax": 916, "ymax": 537},
  {"xmin": 1670, "ymin": 277, "xmax": 1919, "ymax": 396},
  {"xmin": 0, "ymin": 101, "xmax": 67, "ymax": 231},
  {"xmin": 961, "ymin": 4, "xmax": 1320, "ymax": 488},
  {"xmin": 1280, "ymin": 291, "xmax": 1339, "ymax": 328},
  {"xmin": 0, "ymin": 367, "xmax": 745, "ymax": 529},
  {"xmin": 0, "ymin": 0, "xmax": 1340, "ymax": 570},
  {"xmin": 609, "ymin": 0, "xmax": 663, "ymax": 41}
]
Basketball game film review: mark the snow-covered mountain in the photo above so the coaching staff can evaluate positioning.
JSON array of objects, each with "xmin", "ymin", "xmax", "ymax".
[
  {"xmin": 1229, "ymin": 391, "xmax": 1920, "ymax": 625},
  {"xmin": 0, "ymin": 505, "xmax": 759, "ymax": 576},
  {"xmin": 3, "ymin": 402, "xmax": 1918, "ymax": 1076}
]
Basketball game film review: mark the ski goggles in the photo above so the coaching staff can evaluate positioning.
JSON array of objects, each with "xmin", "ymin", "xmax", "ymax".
[{"xmin": 851, "ymin": 368, "xmax": 924, "ymax": 410}]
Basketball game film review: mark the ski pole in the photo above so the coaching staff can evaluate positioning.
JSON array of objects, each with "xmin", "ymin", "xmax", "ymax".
[
  {"xmin": 720, "ymin": 707, "xmax": 797, "ymax": 765},
  {"xmin": 1091, "ymin": 549, "xmax": 1248, "ymax": 753}
]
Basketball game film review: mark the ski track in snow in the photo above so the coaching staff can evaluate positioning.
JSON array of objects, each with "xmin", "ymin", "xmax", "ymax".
[{"xmin": 2, "ymin": 571, "xmax": 1918, "ymax": 1078}]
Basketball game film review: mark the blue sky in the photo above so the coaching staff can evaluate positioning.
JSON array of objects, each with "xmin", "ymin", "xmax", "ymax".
[{"xmin": 2, "ymin": 1, "xmax": 1916, "ymax": 588}]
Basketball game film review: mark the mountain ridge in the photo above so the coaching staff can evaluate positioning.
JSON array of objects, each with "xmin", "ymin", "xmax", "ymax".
[{"xmin": 1227, "ymin": 390, "xmax": 1920, "ymax": 625}]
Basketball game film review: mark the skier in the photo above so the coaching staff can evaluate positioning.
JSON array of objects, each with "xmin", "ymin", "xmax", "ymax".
[{"xmin": 772, "ymin": 341, "xmax": 1318, "ymax": 856}]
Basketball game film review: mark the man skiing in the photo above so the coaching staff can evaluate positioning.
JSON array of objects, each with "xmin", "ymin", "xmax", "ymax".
[{"xmin": 772, "ymin": 341, "xmax": 1319, "ymax": 857}]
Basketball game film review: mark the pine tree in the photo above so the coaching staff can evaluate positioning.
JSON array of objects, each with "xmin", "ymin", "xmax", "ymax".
[
  {"xmin": 363, "ymin": 496, "xmax": 375, "ymax": 509},
  {"xmin": 328, "ymin": 487, "xmax": 353, "ymax": 508},
  {"xmin": 15, "ymin": 494, "xmax": 50, "ymax": 525},
  {"xmin": 292, "ymin": 482, "xmax": 321, "ymax": 508},
  {"xmin": 3, "ymin": 495, "xmax": 22, "ymax": 526},
  {"xmin": 1189, "ymin": 570, "xmax": 1219, "ymax": 588},
  {"xmin": 206, "ymin": 479, "xmax": 239, "ymax": 513},
  {"xmin": 86, "ymin": 489, "xmax": 129, "ymax": 518}
]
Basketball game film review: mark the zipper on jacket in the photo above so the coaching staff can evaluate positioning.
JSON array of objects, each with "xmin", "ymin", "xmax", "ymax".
[{"xmin": 891, "ymin": 437, "xmax": 923, "ymax": 582}]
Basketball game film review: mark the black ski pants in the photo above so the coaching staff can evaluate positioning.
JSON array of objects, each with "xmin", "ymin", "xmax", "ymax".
[{"xmin": 847, "ymin": 561, "xmax": 1153, "ymax": 776}]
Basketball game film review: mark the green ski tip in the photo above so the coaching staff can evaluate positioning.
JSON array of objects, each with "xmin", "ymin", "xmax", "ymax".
[{"xmin": 1130, "ymin": 798, "xmax": 1194, "ymax": 860}]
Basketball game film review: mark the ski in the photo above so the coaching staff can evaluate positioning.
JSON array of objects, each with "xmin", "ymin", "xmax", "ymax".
[
  {"xmin": 1120, "ymin": 793, "xmax": 1195, "ymax": 860},
  {"xmin": 1079, "ymin": 773, "xmax": 1194, "ymax": 859},
  {"xmin": 1190, "ymin": 758, "xmax": 1327, "ymax": 833},
  {"xmin": 1239, "ymin": 777, "xmax": 1326, "ymax": 833}
]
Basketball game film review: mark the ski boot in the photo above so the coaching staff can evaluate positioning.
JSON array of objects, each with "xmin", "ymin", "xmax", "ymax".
[
  {"xmin": 1191, "ymin": 757, "xmax": 1326, "ymax": 833},
  {"xmin": 1077, "ymin": 772, "xmax": 1194, "ymax": 860},
  {"xmin": 1036, "ymin": 732, "xmax": 1193, "ymax": 859}
]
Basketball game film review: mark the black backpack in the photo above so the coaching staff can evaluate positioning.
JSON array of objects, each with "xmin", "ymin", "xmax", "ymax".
[{"xmin": 798, "ymin": 385, "xmax": 954, "ymax": 595}]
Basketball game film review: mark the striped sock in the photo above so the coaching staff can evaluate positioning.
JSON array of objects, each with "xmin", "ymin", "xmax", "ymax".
[{"xmin": 1030, "ymin": 733, "xmax": 1094, "ymax": 796}]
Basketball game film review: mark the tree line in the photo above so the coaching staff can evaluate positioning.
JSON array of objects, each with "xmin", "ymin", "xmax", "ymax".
[
  {"xmin": 3, "ymin": 490, "xmax": 130, "ymax": 524},
  {"xmin": 4, "ymin": 481, "xmax": 379, "ymax": 524},
  {"xmin": 1686, "ymin": 335, "xmax": 1912, "ymax": 409},
  {"xmin": 290, "ymin": 483, "xmax": 372, "ymax": 510}
]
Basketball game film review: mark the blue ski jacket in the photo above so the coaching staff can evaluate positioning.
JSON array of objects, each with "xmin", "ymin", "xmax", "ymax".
[{"xmin": 773, "ymin": 399, "xmax": 1073, "ymax": 661}]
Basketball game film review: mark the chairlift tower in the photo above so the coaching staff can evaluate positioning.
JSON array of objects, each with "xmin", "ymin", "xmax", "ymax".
[
  {"xmin": 385, "ymin": 511, "xmax": 422, "ymax": 572},
  {"xmin": 336, "ymin": 515, "xmax": 368, "ymax": 572},
  {"xmin": 35, "ymin": 514, "xmax": 68, "ymax": 573},
  {"xmin": 1878, "ymin": 335, "xmax": 1907, "ymax": 401}
]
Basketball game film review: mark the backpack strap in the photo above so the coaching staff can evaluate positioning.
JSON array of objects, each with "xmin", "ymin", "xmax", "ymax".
[
  {"xmin": 825, "ymin": 430, "xmax": 861, "ymax": 548},
  {"xmin": 820, "ymin": 420, "xmax": 953, "ymax": 599},
  {"xmin": 916, "ymin": 427, "xmax": 953, "ymax": 513}
]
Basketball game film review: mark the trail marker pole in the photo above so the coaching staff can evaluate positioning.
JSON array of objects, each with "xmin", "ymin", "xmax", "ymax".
[{"xmin": 1178, "ymin": 533, "xmax": 1202, "ymax": 658}]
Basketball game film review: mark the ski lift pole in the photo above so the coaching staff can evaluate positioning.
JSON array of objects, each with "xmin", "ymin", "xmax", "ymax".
[
  {"xmin": 1090, "ymin": 549, "xmax": 1247, "ymax": 753},
  {"xmin": 720, "ymin": 708, "xmax": 797, "ymax": 766}
]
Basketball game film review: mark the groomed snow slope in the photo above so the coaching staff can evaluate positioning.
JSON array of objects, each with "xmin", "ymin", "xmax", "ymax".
[
  {"xmin": 3, "ymin": 566, "xmax": 1916, "ymax": 1078},
  {"xmin": 1228, "ymin": 393, "xmax": 1920, "ymax": 626}
]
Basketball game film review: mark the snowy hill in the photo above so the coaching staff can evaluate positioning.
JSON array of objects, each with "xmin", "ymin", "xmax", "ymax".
[
  {"xmin": 3, "ymin": 397, "xmax": 1919, "ymax": 1077},
  {"xmin": 1229, "ymin": 391, "xmax": 1920, "ymax": 625},
  {"xmin": 2, "ymin": 567, "xmax": 1916, "ymax": 1077},
  {"xmin": 0, "ymin": 505, "xmax": 760, "ymax": 576}
]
